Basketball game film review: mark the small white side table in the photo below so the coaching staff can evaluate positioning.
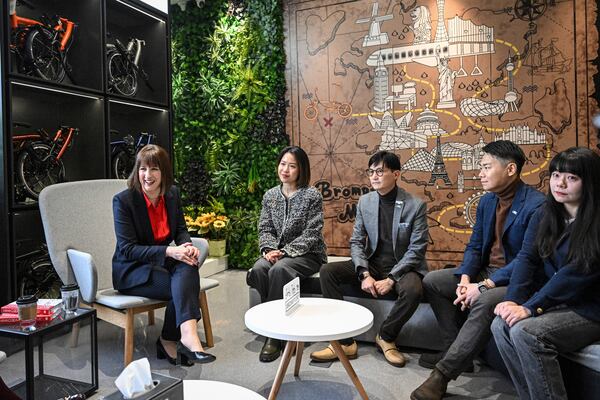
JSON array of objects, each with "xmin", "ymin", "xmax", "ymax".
[
  {"xmin": 184, "ymin": 380, "xmax": 265, "ymax": 399},
  {"xmin": 245, "ymin": 297, "xmax": 374, "ymax": 400}
]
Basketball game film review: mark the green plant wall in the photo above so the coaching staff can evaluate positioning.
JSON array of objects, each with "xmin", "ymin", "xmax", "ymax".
[{"xmin": 171, "ymin": 0, "xmax": 288, "ymax": 269}]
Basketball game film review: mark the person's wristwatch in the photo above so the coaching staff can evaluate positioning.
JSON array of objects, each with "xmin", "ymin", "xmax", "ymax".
[
  {"xmin": 477, "ymin": 281, "xmax": 489, "ymax": 293},
  {"xmin": 358, "ymin": 271, "xmax": 371, "ymax": 281}
]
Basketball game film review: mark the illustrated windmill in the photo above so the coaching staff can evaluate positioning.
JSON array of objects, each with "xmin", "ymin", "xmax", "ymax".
[{"xmin": 356, "ymin": 2, "xmax": 393, "ymax": 47}]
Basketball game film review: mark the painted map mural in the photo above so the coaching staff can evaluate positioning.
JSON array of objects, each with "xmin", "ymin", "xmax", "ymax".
[{"xmin": 284, "ymin": 0, "xmax": 599, "ymax": 268}]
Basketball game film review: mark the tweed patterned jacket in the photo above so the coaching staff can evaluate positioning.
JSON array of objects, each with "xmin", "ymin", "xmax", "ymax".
[{"xmin": 258, "ymin": 185, "xmax": 327, "ymax": 263}]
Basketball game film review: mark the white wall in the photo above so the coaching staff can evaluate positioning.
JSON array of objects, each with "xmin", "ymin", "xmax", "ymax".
[{"xmin": 139, "ymin": 0, "xmax": 168, "ymax": 14}]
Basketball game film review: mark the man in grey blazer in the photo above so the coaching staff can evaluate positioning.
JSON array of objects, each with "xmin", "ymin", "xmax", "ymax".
[{"xmin": 310, "ymin": 151, "xmax": 429, "ymax": 367}]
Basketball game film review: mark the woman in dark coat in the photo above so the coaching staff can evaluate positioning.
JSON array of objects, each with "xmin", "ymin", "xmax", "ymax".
[{"xmin": 112, "ymin": 144, "xmax": 215, "ymax": 365}]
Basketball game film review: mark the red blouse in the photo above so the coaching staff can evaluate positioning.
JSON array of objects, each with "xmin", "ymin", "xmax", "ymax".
[{"xmin": 143, "ymin": 192, "xmax": 170, "ymax": 243}]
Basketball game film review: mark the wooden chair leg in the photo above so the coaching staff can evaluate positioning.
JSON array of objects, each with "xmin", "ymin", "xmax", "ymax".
[
  {"xmin": 199, "ymin": 291, "xmax": 214, "ymax": 348},
  {"xmin": 124, "ymin": 310, "xmax": 135, "ymax": 366},
  {"xmin": 148, "ymin": 310, "xmax": 155, "ymax": 326}
]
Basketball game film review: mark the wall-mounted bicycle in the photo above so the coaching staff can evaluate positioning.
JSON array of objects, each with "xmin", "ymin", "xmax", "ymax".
[
  {"xmin": 12, "ymin": 122, "xmax": 79, "ymax": 201},
  {"xmin": 9, "ymin": 0, "xmax": 77, "ymax": 82},
  {"xmin": 110, "ymin": 130, "xmax": 155, "ymax": 179},
  {"xmin": 106, "ymin": 35, "xmax": 152, "ymax": 96}
]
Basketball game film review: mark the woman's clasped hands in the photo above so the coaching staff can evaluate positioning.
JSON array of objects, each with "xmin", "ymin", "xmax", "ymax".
[{"xmin": 166, "ymin": 242, "xmax": 200, "ymax": 267}]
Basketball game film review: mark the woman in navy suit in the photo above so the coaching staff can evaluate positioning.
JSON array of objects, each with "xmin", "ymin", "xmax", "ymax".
[
  {"xmin": 492, "ymin": 147, "xmax": 600, "ymax": 399},
  {"xmin": 112, "ymin": 144, "xmax": 215, "ymax": 365}
]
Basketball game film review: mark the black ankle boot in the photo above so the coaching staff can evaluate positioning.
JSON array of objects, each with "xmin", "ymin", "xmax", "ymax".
[
  {"xmin": 410, "ymin": 368, "xmax": 450, "ymax": 400},
  {"xmin": 259, "ymin": 337, "xmax": 282, "ymax": 362}
]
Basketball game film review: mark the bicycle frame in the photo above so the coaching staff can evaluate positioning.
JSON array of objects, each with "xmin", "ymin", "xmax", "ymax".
[
  {"xmin": 13, "ymin": 127, "xmax": 77, "ymax": 161},
  {"xmin": 11, "ymin": 13, "xmax": 75, "ymax": 52}
]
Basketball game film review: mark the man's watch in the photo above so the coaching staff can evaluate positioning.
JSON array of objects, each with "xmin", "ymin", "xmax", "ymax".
[
  {"xmin": 358, "ymin": 271, "xmax": 371, "ymax": 281},
  {"xmin": 477, "ymin": 281, "xmax": 489, "ymax": 293}
]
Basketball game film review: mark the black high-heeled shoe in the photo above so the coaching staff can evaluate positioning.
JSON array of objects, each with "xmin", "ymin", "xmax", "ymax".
[
  {"xmin": 156, "ymin": 338, "xmax": 193, "ymax": 366},
  {"xmin": 177, "ymin": 341, "xmax": 216, "ymax": 364}
]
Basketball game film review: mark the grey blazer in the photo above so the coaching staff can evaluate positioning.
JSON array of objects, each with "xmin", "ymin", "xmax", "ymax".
[{"xmin": 349, "ymin": 186, "xmax": 429, "ymax": 280}]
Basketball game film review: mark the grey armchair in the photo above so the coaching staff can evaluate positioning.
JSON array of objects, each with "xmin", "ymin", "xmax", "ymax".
[{"xmin": 39, "ymin": 179, "xmax": 219, "ymax": 366}]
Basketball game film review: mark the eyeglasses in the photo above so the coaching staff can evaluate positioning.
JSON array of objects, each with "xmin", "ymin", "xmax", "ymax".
[{"xmin": 365, "ymin": 168, "xmax": 385, "ymax": 177}]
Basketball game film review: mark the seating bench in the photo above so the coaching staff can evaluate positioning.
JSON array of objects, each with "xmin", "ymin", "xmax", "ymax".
[{"xmin": 247, "ymin": 256, "xmax": 600, "ymax": 397}]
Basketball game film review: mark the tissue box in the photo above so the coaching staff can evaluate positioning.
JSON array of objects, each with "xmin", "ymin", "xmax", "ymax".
[{"xmin": 103, "ymin": 373, "xmax": 182, "ymax": 400}]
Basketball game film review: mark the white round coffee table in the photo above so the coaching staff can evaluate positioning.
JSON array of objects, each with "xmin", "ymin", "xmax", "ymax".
[
  {"xmin": 184, "ymin": 380, "xmax": 265, "ymax": 399},
  {"xmin": 245, "ymin": 297, "xmax": 373, "ymax": 400}
]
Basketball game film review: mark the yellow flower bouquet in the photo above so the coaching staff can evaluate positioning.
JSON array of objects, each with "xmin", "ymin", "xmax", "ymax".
[{"xmin": 185, "ymin": 212, "xmax": 230, "ymax": 240}]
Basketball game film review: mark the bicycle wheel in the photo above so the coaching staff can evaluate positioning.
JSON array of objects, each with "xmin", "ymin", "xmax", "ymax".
[
  {"xmin": 112, "ymin": 150, "xmax": 134, "ymax": 179},
  {"xmin": 19, "ymin": 255, "xmax": 62, "ymax": 299},
  {"xmin": 17, "ymin": 142, "xmax": 65, "ymax": 200},
  {"xmin": 24, "ymin": 27, "xmax": 66, "ymax": 82},
  {"xmin": 107, "ymin": 51, "xmax": 138, "ymax": 96}
]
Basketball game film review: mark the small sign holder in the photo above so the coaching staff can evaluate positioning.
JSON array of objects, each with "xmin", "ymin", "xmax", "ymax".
[{"xmin": 283, "ymin": 277, "xmax": 300, "ymax": 315}]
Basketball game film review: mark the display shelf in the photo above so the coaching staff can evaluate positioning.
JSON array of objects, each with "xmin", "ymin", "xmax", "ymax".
[
  {"xmin": 8, "ymin": 0, "xmax": 104, "ymax": 91},
  {"xmin": 105, "ymin": 0, "xmax": 168, "ymax": 105},
  {"xmin": 9, "ymin": 81, "xmax": 106, "ymax": 206},
  {"xmin": 0, "ymin": 0, "xmax": 173, "ymax": 302}
]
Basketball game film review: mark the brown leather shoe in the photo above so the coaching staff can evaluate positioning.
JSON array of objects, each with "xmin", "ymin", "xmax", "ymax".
[
  {"xmin": 410, "ymin": 368, "xmax": 449, "ymax": 400},
  {"xmin": 375, "ymin": 334, "xmax": 406, "ymax": 367},
  {"xmin": 309, "ymin": 341, "xmax": 358, "ymax": 362}
]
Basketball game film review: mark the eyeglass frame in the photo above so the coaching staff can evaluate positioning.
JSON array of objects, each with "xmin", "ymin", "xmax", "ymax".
[{"xmin": 365, "ymin": 167, "xmax": 387, "ymax": 177}]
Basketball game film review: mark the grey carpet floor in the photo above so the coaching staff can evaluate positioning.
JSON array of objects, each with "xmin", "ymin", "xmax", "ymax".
[{"xmin": 0, "ymin": 270, "xmax": 517, "ymax": 399}]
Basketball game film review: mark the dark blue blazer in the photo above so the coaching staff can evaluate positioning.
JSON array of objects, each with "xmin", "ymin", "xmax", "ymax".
[
  {"xmin": 112, "ymin": 186, "xmax": 191, "ymax": 290},
  {"xmin": 455, "ymin": 181, "xmax": 545, "ymax": 285},
  {"xmin": 505, "ymin": 208, "xmax": 600, "ymax": 322}
]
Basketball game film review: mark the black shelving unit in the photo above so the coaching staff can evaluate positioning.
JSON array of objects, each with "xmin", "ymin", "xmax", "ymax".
[{"xmin": 0, "ymin": 0, "xmax": 173, "ymax": 304}]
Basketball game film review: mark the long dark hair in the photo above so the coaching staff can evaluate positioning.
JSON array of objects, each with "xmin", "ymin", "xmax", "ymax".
[
  {"xmin": 536, "ymin": 147, "xmax": 600, "ymax": 273},
  {"xmin": 277, "ymin": 146, "xmax": 311, "ymax": 187}
]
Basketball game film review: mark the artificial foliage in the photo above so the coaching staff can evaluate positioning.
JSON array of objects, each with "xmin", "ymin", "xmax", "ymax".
[{"xmin": 171, "ymin": 0, "xmax": 288, "ymax": 268}]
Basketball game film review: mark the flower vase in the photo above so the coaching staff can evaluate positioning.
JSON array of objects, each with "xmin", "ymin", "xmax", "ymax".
[{"xmin": 208, "ymin": 239, "xmax": 227, "ymax": 257}]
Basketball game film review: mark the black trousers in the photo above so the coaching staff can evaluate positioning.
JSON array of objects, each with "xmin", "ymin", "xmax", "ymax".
[
  {"xmin": 119, "ymin": 260, "xmax": 201, "ymax": 341},
  {"xmin": 246, "ymin": 254, "xmax": 322, "ymax": 303},
  {"xmin": 319, "ymin": 260, "xmax": 423, "ymax": 345}
]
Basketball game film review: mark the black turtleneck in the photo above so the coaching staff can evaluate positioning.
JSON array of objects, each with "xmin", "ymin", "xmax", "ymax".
[{"xmin": 369, "ymin": 186, "xmax": 398, "ymax": 277}]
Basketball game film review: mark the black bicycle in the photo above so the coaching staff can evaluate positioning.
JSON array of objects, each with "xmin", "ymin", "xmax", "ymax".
[
  {"xmin": 110, "ymin": 130, "xmax": 155, "ymax": 179},
  {"xmin": 16, "ymin": 242, "xmax": 62, "ymax": 299},
  {"xmin": 106, "ymin": 35, "xmax": 152, "ymax": 96}
]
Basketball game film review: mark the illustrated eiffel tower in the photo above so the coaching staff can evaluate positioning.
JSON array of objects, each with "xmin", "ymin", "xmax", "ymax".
[{"xmin": 429, "ymin": 134, "xmax": 452, "ymax": 186}]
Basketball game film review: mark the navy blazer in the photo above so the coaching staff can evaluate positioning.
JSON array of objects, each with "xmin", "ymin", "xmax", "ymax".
[
  {"xmin": 505, "ymin": 208, "xmax": 600, "ymax": 323},
  {"xmin": 112, "ymin": 186, "xmax": 191, "ymax": 290},
  {"xmin": 455, "ymin": 181, "xmax": 545, "ymax": 285}
]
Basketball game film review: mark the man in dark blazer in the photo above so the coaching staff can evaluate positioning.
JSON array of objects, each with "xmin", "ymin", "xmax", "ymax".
[
  {"xmin": 310, "ymin": 151, "xmax": 429, "ymax": 367},
  {"xmin": 411, "ymin": 140, "xmax": 545, "ymax": 400}
]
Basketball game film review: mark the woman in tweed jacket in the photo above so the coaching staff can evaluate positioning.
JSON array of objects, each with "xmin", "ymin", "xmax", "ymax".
[{"xmin": 247, "ymin": 146, "xmax": 327, "ymax": 362}]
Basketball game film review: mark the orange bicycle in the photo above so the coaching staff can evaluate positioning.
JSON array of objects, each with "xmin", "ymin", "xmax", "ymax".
[
  {"xmin": 9, "ymin": 0, "xmax": 77, "ymax": 82},
  {"xmin": 12, "ymin": 122, "xmax": 79, "ymax": 201}
]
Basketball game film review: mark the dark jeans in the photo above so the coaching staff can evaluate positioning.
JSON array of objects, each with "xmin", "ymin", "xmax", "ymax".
[
  {"xmin": 119, "ymin": 260, "xmax": 201, "ymax": 342},
  {"xmin": 246, "ymin": 254, "xmax": 322, "ymax": 303},
  {"xmin": 492, "ymin": 309, "xmax": 600, "ymax": 400},
  {"xmin": 424, "ymin": 267, "xmax": 506, "ymax": 379},
  {"xmin": 319, "ymin": 260, "xmax": 423, "ymax": 345}
]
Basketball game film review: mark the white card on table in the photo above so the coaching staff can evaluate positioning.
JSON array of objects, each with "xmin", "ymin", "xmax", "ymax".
[{"xmin": 283, "ymin": 277, "xmax": 300, "ymax": 315}]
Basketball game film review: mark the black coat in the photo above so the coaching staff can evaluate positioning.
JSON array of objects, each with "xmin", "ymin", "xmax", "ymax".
[{"xmin": 112, "ymin": 186, "xmax": 190, "ymax": 290}]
